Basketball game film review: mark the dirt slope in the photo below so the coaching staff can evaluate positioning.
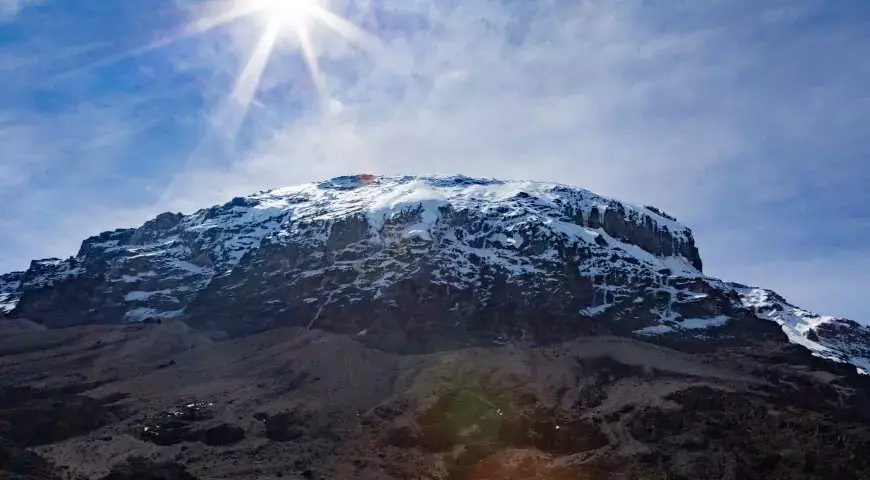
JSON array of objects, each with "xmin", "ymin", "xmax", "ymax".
[{"xmin": 1, "ymin": 321, "xmax": 868, "ymax": 479}]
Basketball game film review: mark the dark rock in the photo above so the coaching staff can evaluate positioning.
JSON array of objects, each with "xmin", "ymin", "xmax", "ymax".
[
  {"xmin": 139, "ymin": 402, "xmax": 215, "ymax": 446},
  {"xmin": 0, "ymin": 438, "xmax": 64, "ymax": 480},
  {"xmin": 100, "ymin": 458, "xmax": 198, "ymax": 480},
  {"xmin": 264, "ymin": 413, "xmax": 305, "ymax": 442},
  {"xmin": 628, "ymin": 385, "xmax": 870, "ymax": 479},
  {"xmin": 0, "ymin": 386, "xmax": 114, "ymax": 447},
  {"xmin": 201, "ymin": 424, "xmax": 245, "ymax": 446},
  {"xmin": 164, "ymin": 402, "xmax": 214, "ymax": 422},
  {"xmin": 139, "ymin": 420, "xmax": 197, "ymax": 447}
]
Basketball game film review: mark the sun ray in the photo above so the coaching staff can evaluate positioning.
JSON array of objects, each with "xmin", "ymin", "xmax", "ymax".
[
  {"xmin": 54, "ymin": 0, "xmax": 382, "ymax": 141},
  {"xmin": 53, "ymin": 6, "xmax": 260, "ymax": 81},
  {"xmin": 307, "ymin": 7, "xmax": 383, "ymax": 55},
  {"xmin": 296, "ymin": 22, "xmax": 329, "ymax": 106},
  {"xmin": 208, "ymin": 0, "xmax": 383, "ymax": 133},
  {"xmin": 217, "ymin": 19, "xmax": 283, "ymax": 137}
]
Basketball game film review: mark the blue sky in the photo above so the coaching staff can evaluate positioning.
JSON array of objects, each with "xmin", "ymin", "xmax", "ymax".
[{"xmin": 1, "ymin": 0, "xmax": 868, "ymax": 322}]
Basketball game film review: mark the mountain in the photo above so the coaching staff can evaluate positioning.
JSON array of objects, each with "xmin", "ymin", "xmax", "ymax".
[
  {"xmin": 2, "ymin": 174, "xmax": 868, "ymax": 372},
  {"xmin": 3, "ymin": 174, "xmax": 870, "ymax": 480},
  {"xmin": 2, "ymin": 174, "xmax": 868, "ymax": 373}
]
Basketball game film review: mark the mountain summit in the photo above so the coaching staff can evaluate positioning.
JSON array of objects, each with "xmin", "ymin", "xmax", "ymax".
[{"xmin": 2, "ymin": 174, "xmax": 868, "ymax": 372}]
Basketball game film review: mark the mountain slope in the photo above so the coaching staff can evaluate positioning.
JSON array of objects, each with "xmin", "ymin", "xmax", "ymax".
[
  {"xmin": 2, "ymin": 174, "xmax": 868, "ymax": 373},
  {"xmin": 1, "ymin": 322, "xmax": 869, "ymax": 480}
]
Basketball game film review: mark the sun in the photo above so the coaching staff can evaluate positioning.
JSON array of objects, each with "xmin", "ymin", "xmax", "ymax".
[
  {"xmin": 62, "ymin": 0, "xmax": 379, "ymax": 139},
  {"xmin": 216, "ymin": 0, "xmax": 378, "ymax": 135},
  {"xmin": 249, "ymin": 0, "xmax": 320, "ymax": 30}
]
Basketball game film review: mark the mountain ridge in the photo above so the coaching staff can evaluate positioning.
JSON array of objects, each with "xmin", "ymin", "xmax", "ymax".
[{"xmin": 1, "ymin": 174, "xmax": 868, "ymax": 374}]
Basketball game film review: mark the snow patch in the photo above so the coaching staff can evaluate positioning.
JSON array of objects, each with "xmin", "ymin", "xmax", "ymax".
[
  {"xmin": 0, "ymin": 293, "xmax": 18, "ymax": 313},
  {"xmin": 124, "ymin": 307, "xmax": 183, "ymax": 322},
  {"xmin": 738, "ymin": 287, "xmax": 869, "ymax": 375},
  {"xmin": 367, "ymin": 181, "xmax": 447, "ymax": 241},
  {"xmin": 124, "ymin": 290, "xmax": 174, "ymax": 302},
  {"xmin": 635, "ymin": 315, "xmax": 730, "ymax": 335}
]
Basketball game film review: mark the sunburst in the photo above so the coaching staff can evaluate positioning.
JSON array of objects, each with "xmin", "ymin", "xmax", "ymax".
[
  {"xmin": 61, "ymin": 0, "xmax": 378, "ymax": 137},
  {"xmin": 215, "ymin": 0, "xmax": 381, "ymax": 136}
]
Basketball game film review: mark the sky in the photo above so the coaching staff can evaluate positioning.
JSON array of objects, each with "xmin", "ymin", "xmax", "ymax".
[{"xmin": 0, "ymin": 0, "xmax": 868, "ymax": 322}]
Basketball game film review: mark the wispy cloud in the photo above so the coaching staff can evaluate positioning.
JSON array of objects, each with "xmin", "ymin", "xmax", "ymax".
[
  {"xmin": 1, "ymin": 0, "xmax": 869, "ymax": 321},
  {"xmin": 0, "ymin": 0, "xmax": 41, "ymax": 21}
]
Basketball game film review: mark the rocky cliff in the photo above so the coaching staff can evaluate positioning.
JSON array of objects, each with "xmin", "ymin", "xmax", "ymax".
[{"xmin": 2, "ymin": 175, "xmax": 868, "ymax": 373}]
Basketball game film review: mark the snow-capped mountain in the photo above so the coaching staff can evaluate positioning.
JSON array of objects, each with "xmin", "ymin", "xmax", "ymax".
[{"xmin": 2, "ymin": 175, "xmax": 868, "ymax": 373}]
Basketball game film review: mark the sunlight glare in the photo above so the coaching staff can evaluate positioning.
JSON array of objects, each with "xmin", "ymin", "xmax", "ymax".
[
  {"xmin": 57, "ymin": 0, "xmax": 381, "ymax": 141},
  {"xmin": 250, "ymin": 0, "xmax": 320, "ymax": 30}
]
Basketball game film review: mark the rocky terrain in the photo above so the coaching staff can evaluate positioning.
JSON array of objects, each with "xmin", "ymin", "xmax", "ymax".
[{"xmin": 1, "ymin": 174, "xmax": 869, "ymax": 479}]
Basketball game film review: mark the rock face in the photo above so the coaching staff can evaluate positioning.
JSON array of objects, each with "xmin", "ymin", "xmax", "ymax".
[
  {"xmin": 2, "ymin": 175, "xmax": 869, "ymax": 373},
  {"xmin": 0, "ymin": 271, "xmax": 22, "ymax": 315}
]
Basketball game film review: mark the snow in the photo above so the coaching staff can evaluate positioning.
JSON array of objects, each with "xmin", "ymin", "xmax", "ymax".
[
  {"xmin": 151, "ymin": 175, "xmax": 696, "ymax": 284},
  {"xmin": 737, "ymin": 286, "xmax": 869, "ymax": 375},
  {"xmin": 165, "ymin": 259, "xmax": 212, "ymax": 275},
  {"xmin": 0, "ymin": 273, "xmax": 21, "ymax": 313},
  {"xmin": 120, "ymin": 272, "xmax": 157, "ymax": 283},
  {"xmin": 546, "ymin": 218, "xmax": 601, "ymax": 245},
  {"xmin": 597, "ymin": 230, "xmax": 701, "ymax": 277},
  {"xmin": 0, "ymin": 294, "xmax": 17, "ymax": 314},
  {"xmin": 20, "ymin": 260, "xmax": 84, "ymax": 289},
  {"xmin": 662, "ymin": 255, "xmax": 704, "ymax": 278},
  {"xmin": 635, "ymin": 324, "xmax": 675, "ymax": 335},
  {"xmin": 635, "ymin": 315, "xmax": 730, "ymax": 335},
  {"xmin": 124, "ymin": 290, "xmax": 174, "ymax": 302},
  {"xmin": 680, "ymin": 315, "xmax": 730, "ymax": 329},
  {"xmin": 739, "ymin": 287, "xmax": 832, "ymax": 344},
  {"xmin": 581, "ymin": 304, "xmax": 613, "ymax": 316},
  {"xmin": 367, "ymin": 180, "xmax": 447, "ymax": 241},
  {"xmin": 124, "ymin": 307, "xmax": 183, "ymax": 322}
]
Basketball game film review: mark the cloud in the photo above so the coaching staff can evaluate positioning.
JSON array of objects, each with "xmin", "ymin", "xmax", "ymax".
[
  {"xmin": 161, "ymin": 0, "xmax": 749, "ymax": 206},
  {"xmin": 2, "ymin": 0, "xmax": 869, "ymax": 321},
  {"xmin": 0, "ymin": 105, "xmax": 146, "ymax": 269},
  {"xmin": 0, "ymin": 0, "xmax": 41, "ymax": 21}
]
